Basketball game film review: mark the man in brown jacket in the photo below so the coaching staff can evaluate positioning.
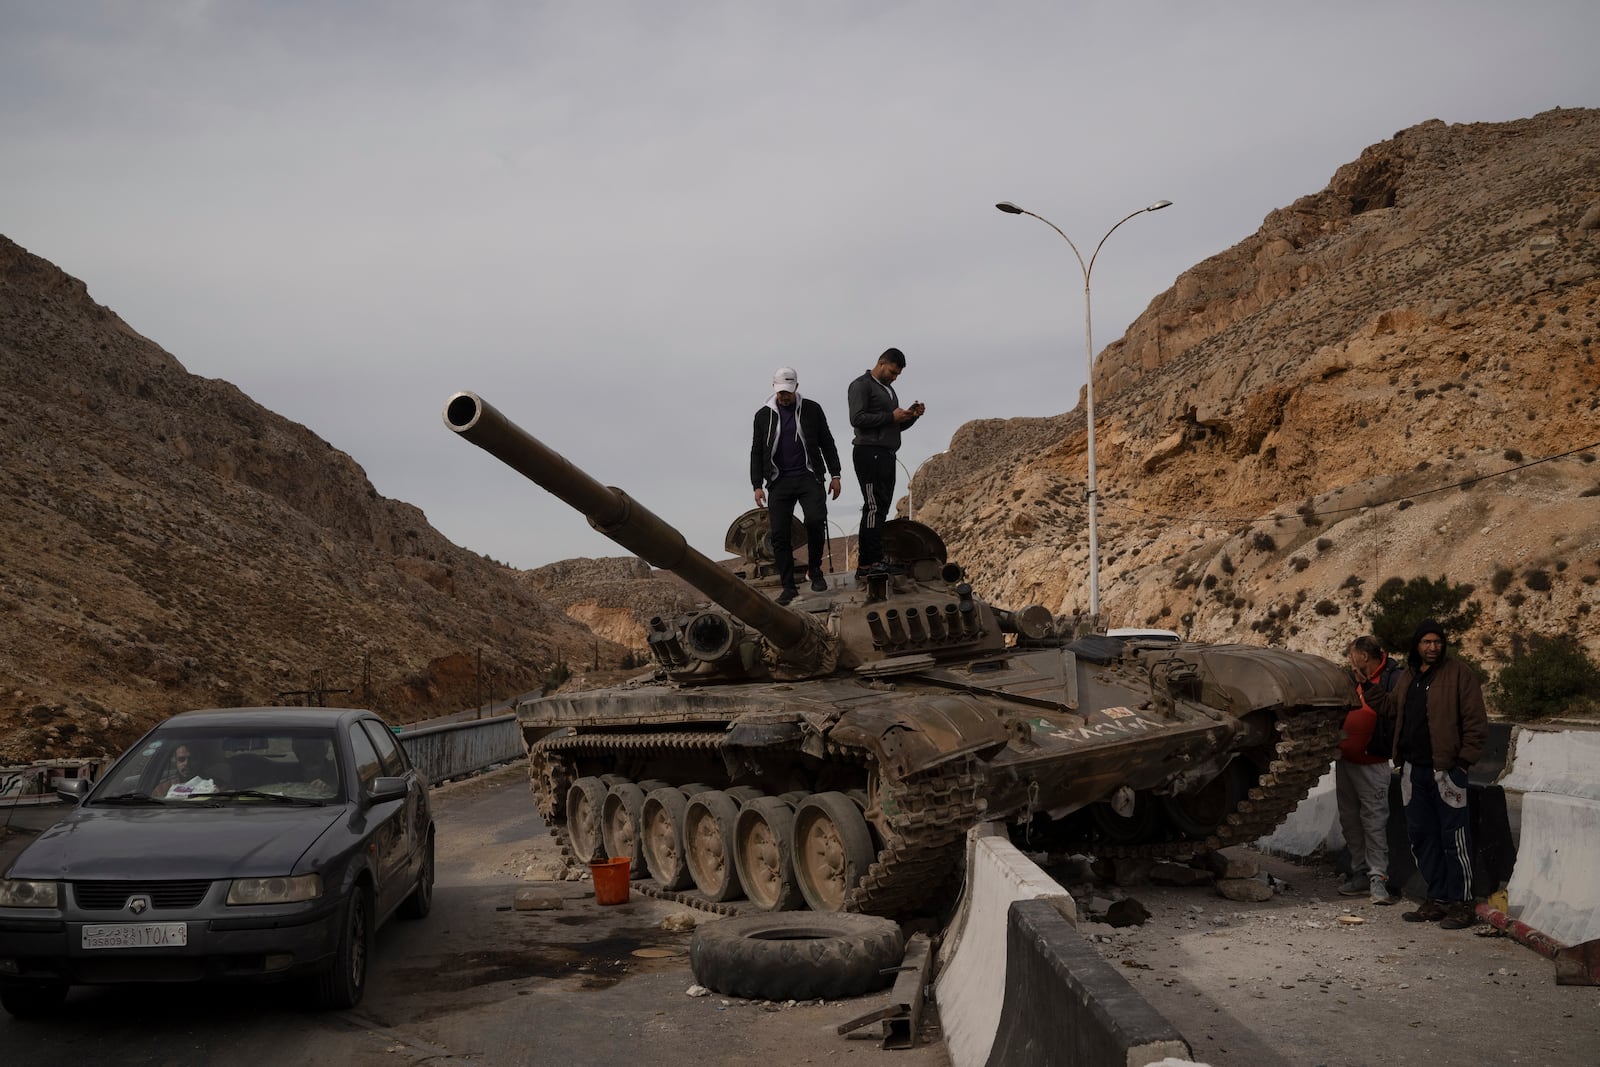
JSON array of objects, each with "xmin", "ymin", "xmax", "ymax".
[{"xmin": 1387, "ymin": 618, "xmax": 1488, "ymax": 929}]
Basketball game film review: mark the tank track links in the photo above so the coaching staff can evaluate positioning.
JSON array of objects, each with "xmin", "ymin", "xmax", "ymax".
[
  {"xmin": 1091, "ymin": 706, "xmax": 1344, "ymax": 861},
  {"xmin": 843, "ymin": 751, "xmax": 986, "ymax": 918}
]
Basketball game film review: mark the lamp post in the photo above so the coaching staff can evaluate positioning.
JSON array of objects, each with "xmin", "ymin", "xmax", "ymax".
[
  {"xmin": 895, "ymin": 457, "xmax": 913, "ymax": 521},
  {"xmin": 995, "ymin": 198, "xmax": 1171, "ymax": 620}
]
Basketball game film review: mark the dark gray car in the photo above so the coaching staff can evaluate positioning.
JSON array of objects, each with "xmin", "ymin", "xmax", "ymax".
[{"xmin": 0, "ymin": 707, "xmax": 435, "ymax": 1017}]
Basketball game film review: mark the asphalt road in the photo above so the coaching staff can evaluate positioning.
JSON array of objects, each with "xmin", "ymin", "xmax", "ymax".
[{"xmin": 0, "ymin": 764, "xmax": 947, "ymax": 1067}]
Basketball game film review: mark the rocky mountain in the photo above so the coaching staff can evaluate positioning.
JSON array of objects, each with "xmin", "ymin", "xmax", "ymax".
[
  {"xmin": 0, "ymin": 235, "xmax": 626, "ymax": 764},
  {"xmin": 913, "ymin": 108, "xmax": 1600, "ymax": 666}
]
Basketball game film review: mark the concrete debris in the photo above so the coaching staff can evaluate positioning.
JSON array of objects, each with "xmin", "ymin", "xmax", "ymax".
[{"xmin": 513, "ymin": 886, "xmax": 564, "ymax": 911}]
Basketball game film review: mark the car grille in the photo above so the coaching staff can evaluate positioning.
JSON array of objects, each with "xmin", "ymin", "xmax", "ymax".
[{"xmin": 72, "ymin": 880, "xmax": 214, "ymax": 910}]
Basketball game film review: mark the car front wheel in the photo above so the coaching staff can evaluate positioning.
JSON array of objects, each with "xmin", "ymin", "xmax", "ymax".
[{"xmin": 314, "ymin": 884, "xmax": 371, "ymax": 1009}]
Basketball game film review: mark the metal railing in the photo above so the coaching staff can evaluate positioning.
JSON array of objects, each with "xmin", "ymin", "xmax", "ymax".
[{"xmin": 394, "ymin": 713, "xmax": 525, "ymax": 785}]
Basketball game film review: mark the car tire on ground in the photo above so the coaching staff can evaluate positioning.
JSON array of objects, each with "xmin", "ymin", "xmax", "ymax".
[
  {"xmin": 0, "ymin": 982, "xmax": 69, "ymax": 1019},
  {"xmin": 398, "ymin": 832, "xmax": 434, "ymax": 919},
  {"xmin": 689, "ymin": 913, "xmax": 904, "ymax": 1001},
  {"xmin": 314, "ymin": 884, "xmax": 371, "ymax": 1009}
]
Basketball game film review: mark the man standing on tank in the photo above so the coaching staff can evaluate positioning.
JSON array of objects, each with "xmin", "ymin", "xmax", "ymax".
[
  {"xmin": 847, "ymin": 347, "xmax": 923, "ymax": 577},
  {"xmin": 1389, "ymin": 619, "xmax": 1488, "ymax": 930},
  {"xmin": 751, "ymin": 367, "xmax": 842, "ymax": 606}
]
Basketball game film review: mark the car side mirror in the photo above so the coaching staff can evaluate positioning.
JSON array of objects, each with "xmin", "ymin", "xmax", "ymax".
[
  {"xmin": 367, "ymin": 776, "xmax": 409, "ymax": 804},
  {"xmin": 55, "ymin": 779, "xmax": 90, "ymax": 801}
]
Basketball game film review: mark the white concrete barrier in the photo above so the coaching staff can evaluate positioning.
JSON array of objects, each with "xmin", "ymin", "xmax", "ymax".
[
  {"xmin": 1501, "ymin": 727, "xmax": 1600, "ymax": 946},
  {"xmin": 936, "ymin": 823, "xmax": 1074, "ymax": 1067}
]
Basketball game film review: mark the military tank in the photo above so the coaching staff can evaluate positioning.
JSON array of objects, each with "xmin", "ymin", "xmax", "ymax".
[{"xmin": 445, "ymin": 391, "xmax": 1355, "ymax": 917}]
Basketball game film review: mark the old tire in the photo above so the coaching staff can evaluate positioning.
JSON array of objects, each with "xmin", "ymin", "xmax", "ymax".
[
  {"xmin": 0, "ymin": 983, "xmax": 69, "ymax": 1018},
  {"xmin": 641, "ymin": 787, "xmax": 693, "ymax": 890},
  {"xmin": 397, "ymin": 831, "xmax": 434, "ymax": 919},
  {"xmin": 684, "ymin": 790, "xmax": 744, "ymax": 902},
  {"xmin": 314, "ymin": 884, "xmax": 371, "ymax": 1009},
  {"xmin": 792, "ymin": 792, "xmax": 876, "ymax": 912},
  {"xmin": 602, "ymin": 783, "xmax": 649, "ymax": 879},
  {"xmin": 689, "ymin": 913, "xmax": 904, "ymax": 1000},
  {"xmin": 734, "ymin": 796, "xmax": 803, "ymax": 912},
  {"xmin": 566, "ymin": 777, "xmax": 609, "ymax": 863}
]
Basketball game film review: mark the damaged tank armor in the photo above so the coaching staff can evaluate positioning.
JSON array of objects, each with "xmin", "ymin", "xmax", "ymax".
[{"xmin": 445, "ymin": 392, "xmax": 1355, "ymax": 917}]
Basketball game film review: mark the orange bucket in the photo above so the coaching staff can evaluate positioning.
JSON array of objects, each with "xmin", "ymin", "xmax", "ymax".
[{"xmin": 590, "ymin": 857, "xmax": 631, "ymax": 905}]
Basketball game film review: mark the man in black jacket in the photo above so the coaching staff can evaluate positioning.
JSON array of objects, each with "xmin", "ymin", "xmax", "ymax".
[
  {"xmin": 847, "ymin": 347, "xmax": 923, "ymax": 576},
  {"xmin": 750, "ymin": 367, "xmax": 842, "ymax": 605}
]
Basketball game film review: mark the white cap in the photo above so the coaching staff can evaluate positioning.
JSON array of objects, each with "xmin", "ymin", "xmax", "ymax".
[{"xmin": 772, "ymin": 367, "xmax": 798, "ymax": 394}]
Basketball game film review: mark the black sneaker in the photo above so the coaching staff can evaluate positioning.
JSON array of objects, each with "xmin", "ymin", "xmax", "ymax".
[
  {"xmin": 1402, "ymin": 899, "xmax": 1448, "ymax": 923},
  {"xmin": 1438, "ymin": 902, "xmax": 1476, "ymax": 930},
  {"xmin": 776, "ymin": 588, "xmax": 798, "ymax": 606},
  {"xmin": 809, "ymin": 574, "xmax": 828, "ymax": 592},
  {"xmin": 854, "ymin": 562, "xmax": 889, "ymax": 578}
]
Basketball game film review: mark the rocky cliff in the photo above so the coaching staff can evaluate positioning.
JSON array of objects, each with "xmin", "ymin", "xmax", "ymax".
[
  {"xmin": 0, "ymin": 236, "xmax": 625, "ymax": 763},
  {"xmin": 913, "ymin": 108, "xmax": 1600, "ymax": 665}
]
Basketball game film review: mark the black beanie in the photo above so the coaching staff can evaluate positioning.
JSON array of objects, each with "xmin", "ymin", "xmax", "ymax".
[{"xmin": 1408, "ymin": 618, "xmax": 1447, "ymax": 669}]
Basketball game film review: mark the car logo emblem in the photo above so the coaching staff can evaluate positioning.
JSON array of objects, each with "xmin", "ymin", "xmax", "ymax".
[{"xmin": 128, "ymin": 896, "xmax": 150, "ymax": 915}]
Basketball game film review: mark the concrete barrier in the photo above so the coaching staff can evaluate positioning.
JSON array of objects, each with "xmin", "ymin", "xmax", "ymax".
[
  {"xmin": 1500, "ymin": 727, "xmax": 1600, "ymax": 946},
  {"xmin": 935, "ymin": 823, "xmax": 1195, "ymax": 1067},
  {"xmin": 985, "ymin": 899, "xmax": 1192, "ymax": 1067}
]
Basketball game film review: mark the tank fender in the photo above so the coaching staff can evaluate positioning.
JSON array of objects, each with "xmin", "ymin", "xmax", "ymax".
[{"xmin": 828, "ymin": 694, "xmax": 1009, "ymax": 779}]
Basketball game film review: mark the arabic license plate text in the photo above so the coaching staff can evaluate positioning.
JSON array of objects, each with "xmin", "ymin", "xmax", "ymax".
[{"xmin": 82, "ymin": 923, "xmax": 189, "ymax": 950}]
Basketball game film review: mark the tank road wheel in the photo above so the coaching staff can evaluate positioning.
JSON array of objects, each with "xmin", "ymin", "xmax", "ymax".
[
  {"xmin": 641, "ymin": 787, "xmax": 694, "ymax": 891},
  {"xmin": 1089, "ymin": 790, "xmax": 1162, "ymax": 845},
  {"xmin": 726, "ymin": 785, "xmax": 764, "ymax": 806},
  {"xmin": 567, "ymin": 777, "xmax": 609, "ymax": 863},
  {"xmin": 602, "ymin": 783, "xmax": 648, "ymax": 879},
  {"xmin": 684, "ymin": 791, "xmax": 744, "ymax": 902},
  {"xmin": 1161, "ymin": 760, "xmax": 1251, "ymax": 840},
  {"xmin": 734, "ymin": 796, "xmax": 803, "ymax": 912},
  {"xmin": 792, "ymin": 792, "xmax": 876, "ymax": 912}
]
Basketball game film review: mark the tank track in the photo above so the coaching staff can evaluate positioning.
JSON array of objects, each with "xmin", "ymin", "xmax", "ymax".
[
  {"xmin": 526, "ymin": 730, "xmax": 984, "ymax": 918},
  {"xmin": 1088, "ymin": 706, "xmax": 1344, "ymax": 860},
  {"xmin": 845, "ymin": 754, "xmax": 984, "ymax": 916}
]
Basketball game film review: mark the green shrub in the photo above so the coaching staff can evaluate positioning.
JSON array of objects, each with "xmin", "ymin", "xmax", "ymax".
[
  {"xmin": 1366, "ymin": 575, "xmax": 1482, "ymax": 653},
  {"xmin": 1524, "ymin": 570, "xmax": 1552, "ymax": 592},
  {"xmin": 1491, "ymin": 567, "xmax": 1514, "ymax": 594},
  {"xmin": 1491, "ymin": 635, "xmax": 1600, "ymax": 722}
]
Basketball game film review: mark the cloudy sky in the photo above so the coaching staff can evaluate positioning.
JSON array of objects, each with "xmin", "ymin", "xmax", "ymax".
[{"xmin": 4, "ymin": 1, "xmax": 1597, "ymax": 569}]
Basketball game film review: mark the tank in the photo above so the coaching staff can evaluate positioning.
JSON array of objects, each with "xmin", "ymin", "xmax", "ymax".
[{"xmin": 445, "ymin": 391, "xmax": 1356, "ymax": 916}]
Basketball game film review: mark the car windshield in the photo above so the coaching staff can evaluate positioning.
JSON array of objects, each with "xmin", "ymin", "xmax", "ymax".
[{"xmin": 90, "ymin": 727, "xmax": 343, "ymax": 805}]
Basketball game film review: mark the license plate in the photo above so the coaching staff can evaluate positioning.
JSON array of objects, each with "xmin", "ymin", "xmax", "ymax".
[{"xmin": 81, "ymin": 923, "xmax": 189, "ymax": 950}]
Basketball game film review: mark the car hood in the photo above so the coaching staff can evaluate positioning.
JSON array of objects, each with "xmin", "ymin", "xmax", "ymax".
[{"xmin": 8, "ymin": 804, "xmax": 347, "ymax": 881}]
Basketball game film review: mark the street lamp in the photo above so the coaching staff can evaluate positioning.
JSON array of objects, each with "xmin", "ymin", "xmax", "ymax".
[
  {"xmin": 995, "ymin": 197, "xmax": 1171, "ymax": 620},
  {"xmin": 895, "ymin": 457, "xmax": 913, "ymax": 520}
]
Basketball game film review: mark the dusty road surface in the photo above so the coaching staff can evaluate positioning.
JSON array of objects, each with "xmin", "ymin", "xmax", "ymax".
[
  {"xmin": 0, "ymin": 763, "xmax": 948, "ymax": 1066},
  {"xmin": 1064, "ymin": 848, "xmax": 1600, "ymax": 1067}
]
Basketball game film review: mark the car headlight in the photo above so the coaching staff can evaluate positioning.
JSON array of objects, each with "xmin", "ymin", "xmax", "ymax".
[
  {"xmin": 0, "ymin": 879, "xmax": 60, "ymax": 908},
  {"xmin": 226, "ymin": 874, "xmax": 323, "ymax": 906}
]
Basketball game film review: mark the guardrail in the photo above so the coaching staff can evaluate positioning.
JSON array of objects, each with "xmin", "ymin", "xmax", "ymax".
[{"xmin": 395, "ymin": 713, "xmax": 526, "ymax": 785}]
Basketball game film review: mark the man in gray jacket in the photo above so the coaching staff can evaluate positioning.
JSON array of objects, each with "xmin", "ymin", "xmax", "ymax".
[
  {"xmin": 751, "ymin": 367, "xmax": 841, "ymax": 605},
  {"xmin": 847, "ymin": 347, "xmax": 924, "ymax": 576}
]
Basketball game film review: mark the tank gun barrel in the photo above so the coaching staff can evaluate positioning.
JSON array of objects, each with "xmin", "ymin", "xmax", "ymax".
[{"xmin": 444, "ymin": 391, "xmax": 815, "ymax": 656}]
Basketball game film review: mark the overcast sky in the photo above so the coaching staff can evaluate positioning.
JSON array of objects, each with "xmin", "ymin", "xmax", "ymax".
[{"xmin": 4, "ymin": 1, "xmax": 1597, "ymax": 570}]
